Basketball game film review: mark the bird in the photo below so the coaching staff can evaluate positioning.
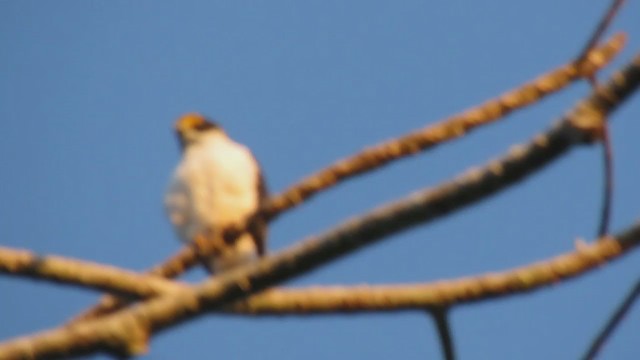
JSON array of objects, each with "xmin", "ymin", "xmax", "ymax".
[{"xmin": 164, "ymin": 113, "xmax": 267, "ymax": 273}]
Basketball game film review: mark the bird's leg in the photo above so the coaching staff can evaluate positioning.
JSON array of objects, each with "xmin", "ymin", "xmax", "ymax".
[
  {"xmin": 222, "ymin": 226, "xmax": 243, "ymax": 246},
  {"xmin": 192, "ymin": 231, "xmax": 224, "ymax": 260}
]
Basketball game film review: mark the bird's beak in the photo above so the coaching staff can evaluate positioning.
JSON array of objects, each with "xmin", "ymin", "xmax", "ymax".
[{"xmin": 175, "ymin": 128, "xmax": 195, "ymax": 151}]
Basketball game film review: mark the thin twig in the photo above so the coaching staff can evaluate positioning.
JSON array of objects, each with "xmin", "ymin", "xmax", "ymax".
[
  {"xmin": 576, "ymin": 0, "xmax": 626, "ymax": 62},
  {"xmin": 597, "ymin": 122, "xmax": 614, "ymax": 237},
  {"xmin": 432, "ymin": 309, "xmax": 455, "ymax": 360},
  {"xmin": 581, "ymin": 277, "xmax": 640, "ymax": 360},
  {"xmin": 573, "ymin": 0, "xmax": 624, "ymax": 238}
]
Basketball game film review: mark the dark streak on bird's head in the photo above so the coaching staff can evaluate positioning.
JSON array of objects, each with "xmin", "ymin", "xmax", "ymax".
[{"xmin": 174, "ymin": 113, "xmax": 222, "ymax": 150}]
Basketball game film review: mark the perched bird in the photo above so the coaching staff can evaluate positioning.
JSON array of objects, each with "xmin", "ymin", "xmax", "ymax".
[{"xmin": 165, "ymin": 113, "xmax": 267, "ymax": 273}]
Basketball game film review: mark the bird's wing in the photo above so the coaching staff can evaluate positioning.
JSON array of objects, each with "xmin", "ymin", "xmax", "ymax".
[
  {"xmin": 248, "ymin": 165, "xmax": 268, "ymax": 256},
  {"xmin": 164, "ymin": 174, "xmax": 195, "ymax": 243}
]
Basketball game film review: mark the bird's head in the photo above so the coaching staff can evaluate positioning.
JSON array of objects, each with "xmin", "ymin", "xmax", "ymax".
[{"xmin": 174, "ymin": 113, "xmax": 223, "ymax": 149}]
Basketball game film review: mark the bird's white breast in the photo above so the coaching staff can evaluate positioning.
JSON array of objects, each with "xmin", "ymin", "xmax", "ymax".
[{"xmin": 164, "ymin": 131, "xmax": 260, "ymax": 244}]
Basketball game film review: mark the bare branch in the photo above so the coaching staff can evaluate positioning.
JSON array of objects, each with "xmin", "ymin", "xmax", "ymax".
[
  {"xmin": 66, "ymin": 44, "xmax": 637, "ymax": 322},
  {"xmin": 264, "ymin": 34, "xmax": 625, "ymax": 220},
  {"xmin": 68, "ymin": 245, "xmax": 200, "ymax": 323},
  {"xmin": 576, "ymin": 0, "xmax": 625, "ymax": 62},
  {"xmin": 223, "ymin": 231, "xmax": 639, "ymax": 314},
  {"xmin": 0, "ymin": 50, "xmax": 638, "ymax": 360},
  {"xmin": 577, "ymin": 0, "xmax": 627, "ymax": 237},
  {"xmin": 3, "ymin": 233, "xmax": 637, "ymax": 317},
  {"xmin": 146, "ymin": 245, "xmax": 200, "ymax": 279},
  {"xmin": 597, "ymin": 123, "xmax": 614, "ymax": 237},
  {"xmin": 582, "ymin": 277, "xmax": 640, "ymax": 360},
  {"xmin": 0, "ymin": 247, "xmax": 185, "ymax": 298},
  {"xmin": 1, "ymin": 221, "xmax": 638, "ymax": 359},
  {"xmin": 432, "ymin": 309, "xmax": 456, "ymax": 360},
  {"xmin": 71, "ymin": 35, "xmax": 623, "ymax": 320}
]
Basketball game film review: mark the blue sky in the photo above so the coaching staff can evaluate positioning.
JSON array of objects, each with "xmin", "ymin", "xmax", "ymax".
[{"xmin": 1, "ymin": 2, "xmax": 639, "ymax": 359}]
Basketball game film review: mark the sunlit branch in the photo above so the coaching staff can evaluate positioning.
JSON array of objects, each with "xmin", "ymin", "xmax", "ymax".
[
  {"xmin": 69, "ymin": 35, "xmax": 626, "ymax": 324},
  {"xmin": 0, "ymin": 247, "xmax": 185, "ymax": 297},
  {"xmin": 0, "ymin": 50, "xmax": 637, "ymax": 360},
  {"xmin": 1, "ymin": 221, "xmax": 638, "ymax": 360},
  {"xmin": 3, "ymin": 230, "xmax": 638, "ymax": 317},
  {"xmin": 264, "ymin": 34, "xmax": 625, "ymax": 220},
  {"xmin": 222, "ymin": 229, "xmax": 639, "ymax": 314}
]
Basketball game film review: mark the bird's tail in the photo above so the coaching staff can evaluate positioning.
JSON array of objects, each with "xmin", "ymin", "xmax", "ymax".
[{"xmin": 204, "ymin": 232, "xmax": 259, "ymax": 274}]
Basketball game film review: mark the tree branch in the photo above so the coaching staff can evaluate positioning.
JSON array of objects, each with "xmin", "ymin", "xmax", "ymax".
[
  {"xmin": 68, "ymin": 246, "xmax": 200, "ymax": 323},
  {"xmin": 222, "ymin": 231, "xmax": 639, "ymax": 314},
  {"xmin": 264, "ymin": 34, "xmax": 626, "ymax": 220},
  {"xmin": 575, "ymin": 0, "xmax": 625, "ymax": 62},
  {"xmin": 1, "ymin": 221, "xmax": 638, "ymax": 359},
  {"xmin": 581, "ymin": 277, "xmax": 640, "ymax": 360},
  {"xmin": 66, "ymin": 34, "xmax": 626, "ymax": 324},
  {"xmin": 432, "ymin": 309, "xmax": 456, "ymax": 360},
  {"xmin": 1, "ymin": 50, "xmax": 638, "ymax": 359},
  {"xmin": 0, "ymin": 247, "xmax": 185, "ymax": 297},
  {"xmin": 2, "ymin": 231, "xmax": 638, "ymax": 316}
]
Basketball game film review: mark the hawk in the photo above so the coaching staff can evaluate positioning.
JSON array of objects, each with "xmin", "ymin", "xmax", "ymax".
[{"xmin": 165, "ymin": 113, "xmax": 267, "ymax": 273}]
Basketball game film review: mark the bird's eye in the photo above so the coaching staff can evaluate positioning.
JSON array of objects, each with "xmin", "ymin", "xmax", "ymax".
[{"xmin": 194, "ymin": 121, "xmax": 216, "ymax": 131}]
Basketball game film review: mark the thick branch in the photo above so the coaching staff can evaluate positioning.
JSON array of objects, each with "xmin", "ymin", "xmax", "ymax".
[
  {"xmin": 2, "ymin": 233, "xmax": 637, "ymax": 316},
  {"xmin": 74, "ymin": 34, "xmax": 626, "ymax": 322},
  {"xmin": 1, "ymin": 51, "xmax": 638, "ymax": 360},
  {"xmin": 224, "ymin": 231, "xmax": 639, "ymax": 314},
  {"xmin": 1, "ymin": 223, "xmax": 638, "ymax": 359},
  {"xmin": 64, "ymin": 35, "xmax": 625, "ymax": 323}
]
